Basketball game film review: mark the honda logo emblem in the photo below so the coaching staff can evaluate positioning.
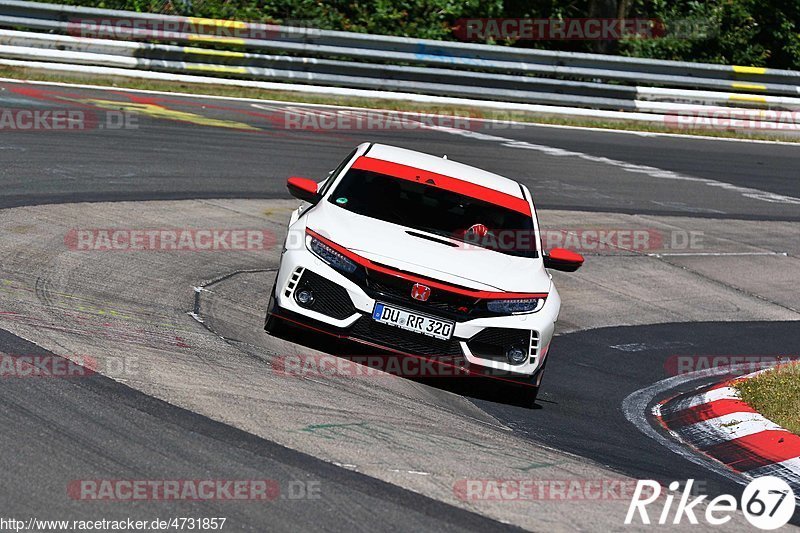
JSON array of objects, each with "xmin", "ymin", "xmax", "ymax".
[{"xmin": 410, "ymin": 283, "xmax": 431, "ymax": 302}]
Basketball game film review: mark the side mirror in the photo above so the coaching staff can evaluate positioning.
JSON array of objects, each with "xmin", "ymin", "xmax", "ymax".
[
  {"xmin": 543, "ymin": 248, "xmax": 584, "ymax": 272},
  {"xmin": 287, "ymin": 176, "xmax": 320, "ymax": 203}
]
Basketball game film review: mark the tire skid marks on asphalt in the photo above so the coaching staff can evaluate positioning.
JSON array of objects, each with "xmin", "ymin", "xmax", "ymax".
[
  {"xmin": 0, "ymin": 277, "xmax": 194, "ymax": 352},
  {"xmin": 656, "ymin": 379, "xmax": 800, "ymax": 484}
]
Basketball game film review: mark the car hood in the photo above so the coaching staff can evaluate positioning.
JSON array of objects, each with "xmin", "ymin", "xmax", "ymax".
[{"xmin": 304, "ymin": 203, "xmax": 551, "ymax": 293}]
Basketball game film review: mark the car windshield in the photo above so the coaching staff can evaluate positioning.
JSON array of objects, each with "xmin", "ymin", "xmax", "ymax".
[{"xmin": 328, "ymin": 168, "xmax": 538, "ymax": 258}]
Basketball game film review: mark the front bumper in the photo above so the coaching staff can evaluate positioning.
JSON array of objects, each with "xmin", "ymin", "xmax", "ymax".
[{"xmin": 268, "ymin": 244, "xmax": 560, "ymax": 377}]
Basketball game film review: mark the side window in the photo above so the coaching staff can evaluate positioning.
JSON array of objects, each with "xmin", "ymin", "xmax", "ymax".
[{"xmin": 318, "ymin": 149, "xmax": 357, "ymax": 197}]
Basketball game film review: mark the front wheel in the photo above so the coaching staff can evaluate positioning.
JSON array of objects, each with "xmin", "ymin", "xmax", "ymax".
[
  {"xmin": 264, "ymin": 276, "xmax": 289, "ymax": 337},
  {"xmin": 512, "ymin": 384, "xmax": 540, "ymax": 408},
  {"xmin": 510, "ymin": 361, "xmax": 547, "ymax": 408}
]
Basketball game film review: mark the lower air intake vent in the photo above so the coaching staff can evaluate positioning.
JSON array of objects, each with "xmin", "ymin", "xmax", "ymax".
[{"xmin": 295, "ymin": 270, "xmax": 356, "ymax": 320}]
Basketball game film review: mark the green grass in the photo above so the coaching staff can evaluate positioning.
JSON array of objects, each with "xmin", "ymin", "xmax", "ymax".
[
  {"xmin": 1, "ymin": 65, "xmax": 797, "ymax": 143},
  {"xmin": 736, "ymin": 363, "xmax": 800, "ymax": 435}
]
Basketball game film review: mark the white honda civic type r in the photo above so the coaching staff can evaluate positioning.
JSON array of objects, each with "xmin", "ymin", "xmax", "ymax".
[{"xmin": 265, "ymin": 142, "xmax": 583, "ymax": 405}]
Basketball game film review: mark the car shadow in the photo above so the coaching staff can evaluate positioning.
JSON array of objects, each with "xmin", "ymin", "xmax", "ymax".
[{"xmin": 273, "ymin": 324, "xmax": 540, "ymax": 409}]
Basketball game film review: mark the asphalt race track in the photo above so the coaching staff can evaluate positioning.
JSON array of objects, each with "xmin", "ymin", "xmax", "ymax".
[
  {"xmin": 0, "ymin": 328, "xmax": 514, "ymax": 531},
  {"xmin": 2, "ymin": 82, "xmax": 799, "ymax": 219},
  {"xmin": 477, "ymin": 322, "xmax": 800, "ymax": 486},
  {"xmin": 1, "ymin": 79, "xmax": 798, "ymax": 531}
]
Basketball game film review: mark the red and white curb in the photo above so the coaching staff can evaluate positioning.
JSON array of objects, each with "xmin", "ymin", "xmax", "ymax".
[{"xmin": 654, "ymin": 369, "xmax": 800, "ymax": 491}]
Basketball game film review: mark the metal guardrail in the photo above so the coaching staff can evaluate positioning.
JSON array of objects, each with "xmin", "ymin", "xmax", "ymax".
[
  {"xmin": 0, "ymin": 29, "xmax": 642, "ymax": 110},
  {"xmin": 1, "ymin": 0, "xmax": 799, "ymax": 116}
]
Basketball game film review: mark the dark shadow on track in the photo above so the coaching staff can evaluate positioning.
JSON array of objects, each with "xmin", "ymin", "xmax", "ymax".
[
  {"xmin": 0, "ymin": 328, "xmax": 516, "ymax": 531},
  {"xmin": 273, "ymin": 322, "xmax": 541, "ymax": 408}
]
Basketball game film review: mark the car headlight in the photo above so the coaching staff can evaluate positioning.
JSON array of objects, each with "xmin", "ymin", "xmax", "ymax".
[
  {"xmin": 487, "ymin": 298, "xmax": 540, "ymax": 314},
  {"xmin": 308, "ymin": 236, "xmax": 357, "ymax": 273}
]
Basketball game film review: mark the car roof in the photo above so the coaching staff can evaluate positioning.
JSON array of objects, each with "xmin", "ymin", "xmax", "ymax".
[{"xmin": 365, "ymin": 143, "xmax": 526, "ymax": 200}]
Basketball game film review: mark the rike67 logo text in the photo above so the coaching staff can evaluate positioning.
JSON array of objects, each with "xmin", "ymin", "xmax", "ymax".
[{"xmin": 625, "ymin": 477, "xmax": 795, "ymax": 529}]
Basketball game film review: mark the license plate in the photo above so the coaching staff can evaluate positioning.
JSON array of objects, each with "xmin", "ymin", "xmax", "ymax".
[{"xmin": 372, "ymin": 302, "xmax": 454, "ymax": 340}]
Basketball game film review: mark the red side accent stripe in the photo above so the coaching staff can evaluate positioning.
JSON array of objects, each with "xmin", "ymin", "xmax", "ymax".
[
  {"xmin": 307, "ymin": 229, "xmax": 548, "ymax": 300},
  {"xmin": 702, "ymin": 430, "xmax": 800, "ymax": 472},
  {"xmin": 351, "ymin": 156, "xmax": 532, "ymax": 216},
  {"xmin": 661, "ymin": 399, "xmax": 756, "ymax": 429}
]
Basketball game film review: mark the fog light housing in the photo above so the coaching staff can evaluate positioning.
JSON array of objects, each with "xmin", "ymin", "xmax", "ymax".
[
  {"xmin": 506, "ymin": 346, "xmax": 527, "ymax": 365},
  {"xmin": 296, "ymin": 289, "xmax": 314, "ymax": 306}
]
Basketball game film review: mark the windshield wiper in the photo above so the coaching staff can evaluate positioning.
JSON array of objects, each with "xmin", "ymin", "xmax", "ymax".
[{"xmin": 405, "ymin": 230, "xmax": 459, "ymax": 247}]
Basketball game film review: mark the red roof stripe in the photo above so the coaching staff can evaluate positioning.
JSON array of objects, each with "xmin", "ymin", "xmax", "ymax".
[{"xmin": 351, "ymin": 156, "xmax": 532, "ymax": 216}]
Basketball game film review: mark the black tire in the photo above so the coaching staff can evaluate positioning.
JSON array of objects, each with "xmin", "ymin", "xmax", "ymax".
[
  {"xmin": 510, "ymin": 360, "xmax": 547, "ymax": 408},
  {"xmin": 512, "ymin": 384, "xmax": 540, "ymax": 408},
  {"xmin": 264, "ymin": 276, "xmax": 289, "ymax": 337}
]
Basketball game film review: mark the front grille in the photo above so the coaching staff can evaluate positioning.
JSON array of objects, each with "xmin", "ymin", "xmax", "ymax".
[
  {"xmin": 295, "ymin": 270, "xmax": 356, "ymax": 320},
  {"xmin": 467, "ymin": 328, "xmax": 532, "ymax": 363},
  {"xmin": 349, "ymin": 316, "xmax": 464, "ymax": 360},
  {"xmin": 364, "ymin": 269, "xmax": 480, "ymax": 319}
]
